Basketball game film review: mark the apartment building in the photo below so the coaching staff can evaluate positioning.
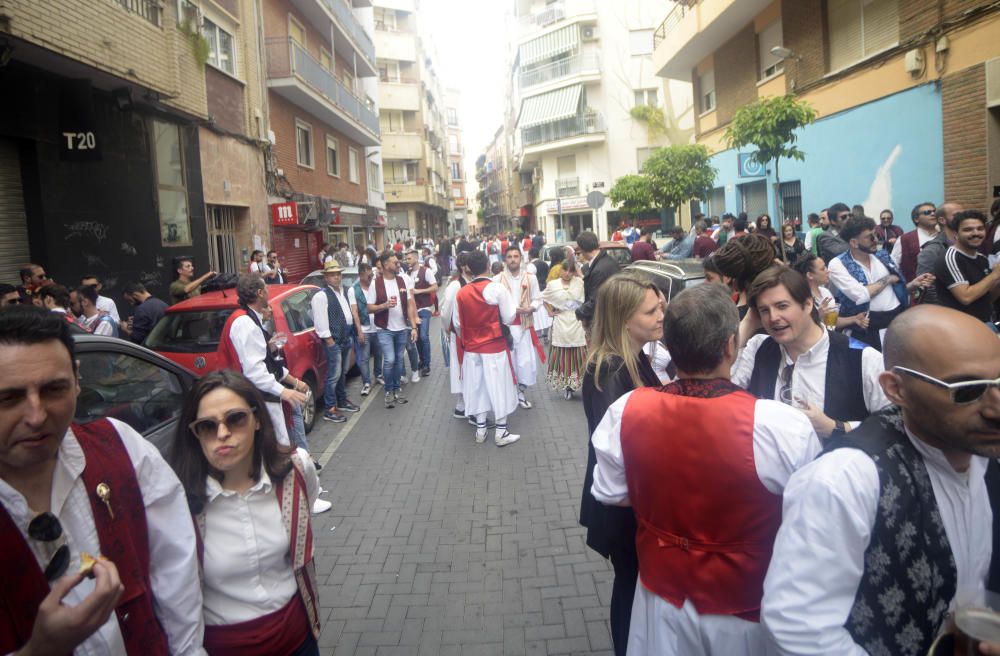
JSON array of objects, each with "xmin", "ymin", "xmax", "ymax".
[
  {"xmin": 0, "ymin": 0, "xmax": 211, "ymax": 296},
  {"xmin": 373, "ymin": 0, "xmax": 451, "ymax": 242},
  {"xmin": 446, "ymin": 88, "xmax": 468, "ymax": 235},
  {"xmin": 511, "ymin": 0, "xmax": 693, "ymax": 242},
  {"xmin": 263, "ymin": 0, "xmax": 381, "ymax": 279},
  {"xmin": 653, "ymin": 0, "xmax": 1000, "ymax": 223},
  {"xmin": 477, "ymin": 126, "xmax": 516, "ymax": 237}
]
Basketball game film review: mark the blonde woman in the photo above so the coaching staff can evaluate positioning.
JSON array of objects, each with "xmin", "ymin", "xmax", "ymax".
[
  {"xmin": 542, "ymin": 259, "xmax": 587, "ymax": 399},
  {"xmin": 579, "ymin": 272, "xmax": 664, "ymax": 656}
]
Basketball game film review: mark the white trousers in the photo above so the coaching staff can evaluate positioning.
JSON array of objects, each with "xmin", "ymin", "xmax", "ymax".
[
  {"xmin": 461, "ymin": 351, "xmax": 518, "ymax": 420},
  {"xmin": 449, "ymin": 332, "xmax": 462, "ymax": 395},
  {"xmin": 509, "ymin": 324, "xmax": 538, "ymax": 387}
]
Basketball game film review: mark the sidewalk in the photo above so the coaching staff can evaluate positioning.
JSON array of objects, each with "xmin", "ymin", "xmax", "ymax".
[{"xmin": 306, "ymin": 328, "xmax": 615, "ymax": 655}]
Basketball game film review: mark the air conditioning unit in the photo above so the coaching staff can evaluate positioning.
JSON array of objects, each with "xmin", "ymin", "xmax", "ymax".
[{"xmin": 582, "ymin": 26, "xmax": 599, "ymax": 41}]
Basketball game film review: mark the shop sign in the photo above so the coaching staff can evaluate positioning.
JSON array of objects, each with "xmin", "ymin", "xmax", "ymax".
[
  {"xmin": 543, "ymin": 196, "xmax": 589, "ymax": 213},
  {"xmin": 738, "ymin": 153, "xmax": 766, "ymax": 178},
  {"xmin": 271, "ymin": 202, "xmax": 298, "ymax": 226},
  {"xmin": 59, "ymin": 80, "xmax": 101, "ymax": 162}
]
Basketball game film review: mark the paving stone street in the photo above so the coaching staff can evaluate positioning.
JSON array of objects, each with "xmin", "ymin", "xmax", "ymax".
[{"xmin": 304, "ymin": 321, "xmax": 615, "ymax": 655}]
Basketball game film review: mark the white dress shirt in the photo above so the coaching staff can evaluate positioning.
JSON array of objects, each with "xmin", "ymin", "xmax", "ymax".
[
  {"xmin": 229, "ymin": 310, "xmax": 286, "ymax": 399},
  {"xmin": 79, "ymin": 312, "xmax": 114, "ymax": 336},
  {"xmin": 249, "ymin": 261, "xmax": 271, "ymax": 276},
  {"xmin": 452, "ymin": 279, "xmax": 517, "ymax": 331},
  {"xmin": 642, "ymin": 341, "xmax": 675, "ymax": 384},
  {"xmin": 591, "ymin": 391, "xmax": 822, "ymax": 656},
  {"xmin": 440, "ymin": 278, "xmax": 462, "ymax": 333},
  {"xmin": 376, "ymin": 275, "xmax": 413, "ymax": 332},
  {"xmin": 96, "ymin": 295, "xmax": 120, "ymax": 323},
  {"xmin": 891, "ymin": 227, "xmax": 938, "ymax": 269},
  {"xmin": 201, "ymin": 449, "xmax": 319, "ymax": 625},
  {"xmin": 311, "ymin": 285, "xmax": 351, "ymax": 340},
  {"xmin": 0, "ymin": 420, "xmax": 206, "ymax": 656},
  {"xmin": 828, "ymin": 252, "xmax": 900, "ymax": 312},
  {"xmin": 732, "ymin": 330, "xmax": 890, "ymax": 429},
  {"xmin": 348, "ymin": 280, "xmax": 378, "ymax": 334},
  {"xmin": 762, "ymin": 428, "xmax": 991, "ymax": 655}
]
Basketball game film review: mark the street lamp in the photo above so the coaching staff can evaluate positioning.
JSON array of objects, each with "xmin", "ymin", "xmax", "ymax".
[{"xmin": 770, "ymin": 46, "xmax": 802, "ymax": 62}]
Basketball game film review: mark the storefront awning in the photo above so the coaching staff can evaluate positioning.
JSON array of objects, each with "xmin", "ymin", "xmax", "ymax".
[
  {"xmin": 520, "ymin": 25, "xmax": 579, "ymax": 67},
  {"xmin": 518, "ymin": 84, "xmax": 582, "ymax": 129}
]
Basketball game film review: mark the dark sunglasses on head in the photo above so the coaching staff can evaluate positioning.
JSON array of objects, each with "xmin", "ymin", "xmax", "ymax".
[
  {"xmin": 28, "ymin": 512, "xmax": 70, "ymax": 581},
  {"xmin": 895, "ymin": 366, "xmax": 1000, "ymax": 405},
  {"xmin": 189, "ymin": 407, "xmax": 255, "ymax": 440}
]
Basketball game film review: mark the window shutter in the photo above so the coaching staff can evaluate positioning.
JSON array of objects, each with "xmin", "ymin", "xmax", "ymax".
[
  {"xmin": 828, "ymin": 0, "xmax": 863, "ymax": 72},
  {"xmin": 758, "ymin": 20, "xmax": 784, "ymax": 79},
  {"xmin": 862, "ymin": 0, "xmax": 899, "ymax": 56}
]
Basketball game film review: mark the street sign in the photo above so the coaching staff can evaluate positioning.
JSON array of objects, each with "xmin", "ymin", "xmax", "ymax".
[
  {"xmin": 587, "ymin": 190, "xmax": 605, "ymax": 209},
  {"xmin": 592, "ymin": 181, "xmax": 605, "ymax": 189}
]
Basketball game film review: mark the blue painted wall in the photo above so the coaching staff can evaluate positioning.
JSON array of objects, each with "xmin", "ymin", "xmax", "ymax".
[{"xmin": 706, "ymin": 83, "xmax": 945, "ymax": 225}]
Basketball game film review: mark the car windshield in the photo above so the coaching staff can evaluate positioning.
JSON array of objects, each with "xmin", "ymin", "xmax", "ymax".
[
  {"xmin": 603, "ymin": 247, "xmax": 632, "ymax": 267},
  {"xmin": 145, "ymin": 309, "xmax": 235, "ymax": 353}
]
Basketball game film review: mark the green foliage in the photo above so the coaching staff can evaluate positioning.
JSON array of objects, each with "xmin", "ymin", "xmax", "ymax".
[
  {"xmin": 640, "ymin": 144, "xmax": 717, "ymax": 211},
  {"xmin": 476, "ymin": 208, "xmax": 485, "ymax": 220},
  {"xmin": 608, "ymin": 174, "xmax": 654, "ymax": 217},
  {"xmin": 724, "ymin": 95, "xmax": 817, "ymax": 167},
  {"xmin": 629, "ymin": 105, "xmax": 666, "ymax": 141},
  {"xmin": 178, "ymin": 18, "xmax": 210, "ymax": 70}
]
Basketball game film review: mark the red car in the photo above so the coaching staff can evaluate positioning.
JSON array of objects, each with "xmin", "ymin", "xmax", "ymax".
[{"xmin": 145, "ymin": 284, "xmax": 337, "ymax": 432}]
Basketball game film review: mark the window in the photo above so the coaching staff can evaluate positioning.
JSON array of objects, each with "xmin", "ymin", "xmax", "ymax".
[
  {"xmin": 326, "ymin": 135, "xmax": 339, "ymax": 177},
  {"xmin": 288, "ymin": 15, "xmax": 306, "ymax": 47},
  {"xmin": 281, "ymin": 291, "xmax": 316, "ymax": 332},
  {"xmin": 448, "ymin": 134, "xmax": 459, "ymax": 152},
  {"xmin": 629, "ymin": 29, "xmax": 654, "ymax": 56},
  {"xmin": 698, "ymin": 69, "xmax": 716, "ymax": 114},
  {"xmin": 779, "ymin": 181, "xmax": 802, "ymax": 223},
  {"xmin": 203, "ymin": 18, "xmax": 236, "ymax": 75},
  {"xmin": 387, "ymin": 160, "xmax": 409, "ymax": 184},
  {"xmin": 636, "ymin": 147, "xmax": 656, "ymax": 171},
  {"xmin": 452, "ymin": 187, "xmax": 462, "ymax": 199},
  {"xmin": 451, "ymin": 162, "xmax": 462, "ymax": 180},
  {"xmin": 758, "ymin": 20, "xmax": 784, "ymax": 79},
  {"xmin": 177, "ymin": 0, "xmax": 199, "ymax": 29},
  {"xmin": 320, "ymin": 48, "xmax": 333, "ymax": 72},
  {"xmin": 341, "ymin": 68, "xmax": 356, "ymax": 94},
  {"xmin": 368, "ymin": 161, "xmax": 382, "ymax": 191},
  {"xmin": 379, "ymin": 110, "xmax": 405, "ymax": 133},
  {"xmin": 296, "ymin": 119, "xmax": 313, "ymax": 168},
  {"xmin": 827, "ymin": 0, "xmax": 899, "ymax": 72},
  {"xmin": 378, "ymin": 60, "xmax": 400, "ymax": 82},
  {"xmin": 348, "ymin": 147, "xmax": 359, "ymax": 183},
  {"xmin": 447, "ymin": 108, "xmax": 458, "ymax": 125},
  {"xmin": 633, "ymin": 88, "xmax": 658, "ymax": 107},
  {"xmin": 374, "ymin": 6, "xmax": 396, "ymax": 31},
  {"xmin": 152, "ymin": 120, "xmax": 191, "ymax": 246}
]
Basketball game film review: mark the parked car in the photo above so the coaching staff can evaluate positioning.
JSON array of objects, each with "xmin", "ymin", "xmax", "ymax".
[
  {"xmin": 625, "ymin": 259, "xmax": 706, "ymax": 302},
  {"xmin": 301, "ymin": 266, "xmax": 359, "ymax": 290},
  {"xmin": 541, "ymin": 241, "xmax": 632, "ymax": 269},
  {"xmin": 74, "ymin": 332, "xmax": 196, "ymax": 459},
  {"xmin": 145, "ymin": 284, "xmax": 337, "ymax": 433}
]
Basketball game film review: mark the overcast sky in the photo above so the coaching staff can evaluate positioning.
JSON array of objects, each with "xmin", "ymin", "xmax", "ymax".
[{"xmin": 419, "ymin": 0, "xmax": 512, "ymax": 193}]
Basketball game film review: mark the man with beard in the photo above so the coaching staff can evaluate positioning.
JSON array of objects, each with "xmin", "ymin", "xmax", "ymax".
[
  {"xmin": 828, "ymin": 217, "xmax": 933, "ymax": 350},
  {"xmin": 762, "ymin": 305, "xmax": 998, "ymax": 655},
  {"xmin": 934, "ymin": 210, "xmax": 1000, "ymax": 327},
  {"xmin": 494, "ymin": 246, "xmax": 544, "ymax": 409},
  {"xmin": 816, "ymin": 203, "xmax": 852, "ymax": 263}
]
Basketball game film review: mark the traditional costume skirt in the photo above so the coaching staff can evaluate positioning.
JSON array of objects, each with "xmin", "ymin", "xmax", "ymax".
[{"xmin": 546, "ymin": 344, "xmax": 588, "ymax": 391}]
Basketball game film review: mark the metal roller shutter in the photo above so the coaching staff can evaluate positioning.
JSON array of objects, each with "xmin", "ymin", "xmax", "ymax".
[
  {"xmin": 740, "ymin": 180, "xmax": 768, "ymax": 220},
  {"xmin": 271, "ymin": 227, "xmax": 321, "ymax": 284},
  {"xmin": 0, "ymin": 139, "xmax": 31, "ymax": 284}
]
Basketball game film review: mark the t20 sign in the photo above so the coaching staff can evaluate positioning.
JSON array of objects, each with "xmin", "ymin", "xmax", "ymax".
[{"xmin": 271, "ymin": 202, "xmax": 298, "ymax": 226}]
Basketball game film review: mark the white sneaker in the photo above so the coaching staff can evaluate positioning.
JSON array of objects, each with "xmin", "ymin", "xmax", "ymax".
[
  {"xmin": 375, "ymin": 376, "xmax": 385, "ymax": 386},
  {"xmin": 475, "ymin": 428, "xmax": 488, "ymax": 444},
  {"xmin": 361, "ymin": 383, "xmax": 371, "ymax": 396},
  {"xmin": 311, "ymin": 499, "xmax": 332, "ymax": 515},
  {"xmin": 411, "ymin": 370, "xmax": 421, "ymax": 383},
  {"xmin": 494, "ymin": 431, "xmax": 520, "ymax": 447},
  {"xmin": 518, "ymin": 396, "xmax": 532, "ymax": 409}
]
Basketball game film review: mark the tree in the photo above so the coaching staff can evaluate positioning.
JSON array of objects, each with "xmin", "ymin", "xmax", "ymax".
[
  {"xmin": 608, "ymin": 174, "xmax": 654, "ymax": 220},
  {"xmin": 724, "ymin": 95, "xmax": 817, "ymax": 223},
  {"xmin": 641, "ymin": 144, "xmax": 717, "ymax": 219}
]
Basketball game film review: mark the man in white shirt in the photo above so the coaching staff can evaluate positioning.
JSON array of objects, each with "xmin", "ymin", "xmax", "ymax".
[
  {"xmin": 592, "ymin": 284, "xmax": 821, "ymax": 655},
  {"xmin": 440, "ymin": 252, "xmax": 472, "ymax": 419},
  {"xmin": 349, "ymin": 262, "xmax": 380, "ymax": 397},
  {"xmin": 734, "ymin": 265, "xmax": 890, "ymax": 438},
  {"xmin": 248, "ymin": 250, "xmax": 271, "ymax": 276},
  {"xmin": 762, "ymin": 305, "xmax": 998, "ymax": 656},
  {"xmin": 310, "ymin": 262, "xmax": 360, "ymax": 423},
  {"xmin": 494, "ymin": 246, "xmax": 544, "ymax": 409},
  {"xmin": 81, "ymin": 275, "xmax": 120, "ymax": 323},
  {"xmin": 76, "ymin": 285, "xmax": 118, "ymax": 337},
  {"xmin": 828, "ymin": 216, "xmax": 933, "ymax": 350},
  {"xmin": 372, "ymin": 252, "xmax": 418, "ymax": 408},
  {"xmin": 0, "ymin": 306, "xmax": 206, "ymax": 655},
  {"xmin": 891, "ymin": 201, "xmax": 940, "ymax": 280}
]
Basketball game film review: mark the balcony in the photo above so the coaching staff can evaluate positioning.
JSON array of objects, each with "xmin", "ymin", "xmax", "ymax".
[
  {"xmin": 385, "ymin": 181, "xmax": 449, "ymax": 209},
  {"xmin": 521, "ymin": 111, "xmax": 605, "ymax": 148},
  {"xmin": 518, "ymin": 0, "xmax": 596, "ymax": 39},
  {"xmin": 556, "ymin": 177, "xmax": 580, "ymax": 198},
  {"xmin": 653, "ymin": 0, "xmax": 772, "ymax": 81},
  {"xmin": 519, "ymin": 52, "xmax": 601, "ymax": 92},
  {"xmin": 323, "ymin": 0, "xmax": 377, "ymax": 75},
  {"xmin": 116, "ymin": 0, "xmax": 160, "ymax": 26},
  {"xmin": 266, "ymin": 38, "xmax": 380, "ymax": 146},
  {"xmin": 381, "ymin": 132, "xmax": 424, "ymax": 160},
  {"xmin": 379, "ymin": 79, "xmax": 421, "ymax": 111},
  {"xmin": 375, "ymin": 30, "xmax": 418, "ymax": 62}
]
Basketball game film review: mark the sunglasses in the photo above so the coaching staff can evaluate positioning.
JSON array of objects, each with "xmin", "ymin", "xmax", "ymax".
[
  {"xmin": 920, "ymin": 209, "xmax": 936, "ymax": 216},
  {"xmin": 28, "ymin": 512, "xmax": 70, "ymax": 581},
  {"xmin": 189, "ymin": 407, "xmax": 255, "ymax": 441},
  {"xmin": 895, "ymin": 366, "xmax": 1000, "ymax": 405}
]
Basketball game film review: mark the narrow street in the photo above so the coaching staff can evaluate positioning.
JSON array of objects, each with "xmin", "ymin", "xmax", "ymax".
[{"xmin": 305, "ymin": 320, "xmax": 614, "ymax": 655}]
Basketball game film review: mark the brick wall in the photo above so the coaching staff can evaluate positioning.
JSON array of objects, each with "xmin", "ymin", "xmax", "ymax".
[
  {"xmin": 901, "ymin": 0, "xmax": 986, "ymax": 42},
  {"xmin": 269, "ymin": 93, "xmax": 368, "ymax": 204},
  {"xmin": 942, "ymin": 63, "xmax": 989, "ymax": 211},
  {"xmin": 782, "ymin": 0, "xmax": 826, "ymax": 90},
  {"xmin": 5, "ymin": 0, "xmax": 207, "ymax": 118},
  {"xmin": 714, "ymin": 24, "xmax": 759, "ymax": 128},
  {"xmin": 206, "ymin": 67, "xmax": 246, "ymax": 134}
]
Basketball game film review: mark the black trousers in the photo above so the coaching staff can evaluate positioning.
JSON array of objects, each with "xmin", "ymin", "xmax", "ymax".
[
  {"xmin": 290, "ymin": 633, "xmax": 319, "ymax": 656},
  {"xmin": 608, "ymin": 538, "xmax": 639, "ymax": 656}
]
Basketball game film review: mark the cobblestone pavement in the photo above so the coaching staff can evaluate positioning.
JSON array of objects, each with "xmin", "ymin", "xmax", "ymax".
[{"xmin": 304, "ymin": 323, "xmax": 615, "ymax": 655}]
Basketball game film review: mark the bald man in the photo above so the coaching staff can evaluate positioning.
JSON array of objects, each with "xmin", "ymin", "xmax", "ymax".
[{"xmin": 762, "ymin": 305, "xmax": 998, "ymax": 655}]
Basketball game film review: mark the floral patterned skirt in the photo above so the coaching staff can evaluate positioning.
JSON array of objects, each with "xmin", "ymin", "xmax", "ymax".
[{"xmin": 546, "ymin": 345, "xmax": 588, "ymax": 391}]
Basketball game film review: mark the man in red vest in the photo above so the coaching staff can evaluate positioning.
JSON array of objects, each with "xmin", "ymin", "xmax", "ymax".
[
  {"xmin": 455, "ymin": 250, "xmax": 521, "ymax": 446},
  {"xmin": 891, "ymin": 201, "xmax": 938, "ymax": 281},
  {"xmin": 590, "ymin": 283, "xmax": 821, "ymax": 654},
  {"xmin": 0, "ymin": 306, "xmax": 206, "ymax": 655}
]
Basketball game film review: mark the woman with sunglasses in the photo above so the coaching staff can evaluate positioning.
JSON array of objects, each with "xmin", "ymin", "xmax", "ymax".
[{"xmin": 170, "ymin": 370, "xmax": 322, "ymax": 656}]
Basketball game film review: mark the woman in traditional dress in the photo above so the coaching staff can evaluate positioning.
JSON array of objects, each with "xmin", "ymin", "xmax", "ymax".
[
  {"xmin": 542, "ymin": 259, "xmax": 587, "ymax": 399},
  {"xmin": 580, "ymin": 272, "xmax": 665, "ymax": 656},
  {"xmin": 170, "ymin": 370, "xmax": 322, "ymax": 656}
]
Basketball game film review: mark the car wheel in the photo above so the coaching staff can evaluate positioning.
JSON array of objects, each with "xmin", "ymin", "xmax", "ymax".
[{"xmin": 302, "ymin": 374, "xmax": 318, "ymax": 434}]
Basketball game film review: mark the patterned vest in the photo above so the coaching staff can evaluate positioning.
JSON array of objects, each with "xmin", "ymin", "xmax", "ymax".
[
  {"xmin": 322, "ymin": 286, "xmax": 351, "ymax": 343},
  {"xmin": 833, "ymin": 249, "xmax": 909, "ymax": 318},
  {"xmin": 827, "ymin": 406, "xmax": 957, "ymax": 655}
]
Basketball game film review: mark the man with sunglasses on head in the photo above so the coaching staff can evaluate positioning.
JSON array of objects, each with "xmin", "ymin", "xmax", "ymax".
[
  {"xmin": 0, "ymin": 306, "xmax": 206, "ymax": 655},
  {"xmin": 892, "ymin": 201, "xmax": 940, "ymax": 282},
  {"xmin": 763, "ymin": 304, "xmax": 998, "ymax": 655}
]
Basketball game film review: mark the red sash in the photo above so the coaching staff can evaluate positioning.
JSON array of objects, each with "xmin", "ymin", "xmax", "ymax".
[{"xmin": 204, "ymin": 596, "xmax": 310, "ymax": 656}]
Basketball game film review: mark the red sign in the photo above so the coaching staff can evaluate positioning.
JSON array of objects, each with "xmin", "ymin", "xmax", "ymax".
[
  {"xmin": 271, "ymin": 202, "xmax": 298, "ymax": 226},
  {"xmin": 376, "ymin": 212, "xmax": 387, "ymax": 226},
  {"xmin": 331, "ymin": 207, "xmax": 341, "ymax": 225}
]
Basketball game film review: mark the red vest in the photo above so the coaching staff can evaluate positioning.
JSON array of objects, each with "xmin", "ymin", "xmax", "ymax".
[
  {"xmin": 373, "ymin": 275, "xmax": 409, "ymax": 329},
  {"xmin": 456, "ymin": 278, "xmax": 506, "ymax": 354},
  {"xmin": 414, "ymin": 266, "xmax": 434, "ymax": 309},
  {"xmin": 619, "ymin": 387, "xmax": 782, "ymax": 621},
  {"xmin": 0, "ymin": 420, "xmax": 170, "ymax": 654},
  {"xmin": 218, "ymin": 308, "xmax": 247, "ymax": 372},
  {"xmin": 899, "ymin": 230, "xmax": 921, "ymax": 282}
]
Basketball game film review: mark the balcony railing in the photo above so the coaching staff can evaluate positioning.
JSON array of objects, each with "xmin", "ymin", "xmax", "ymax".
[
  {"xmin": 556, "ymin": 177, "xmax": 579, "ymax": 198},
  {"xmin": 519, "ymin": 52, "xmax": 600, "ymax": 90},
  {"xmin": 266, "ymin": 38, "xmax": 380, "ymax": 138},
  {"xmin": 521, "ymin": 111, "xmax": 605, "ymax": 147},
  {"xmin": 324, "ymin": 0, "xmax": 376, "ymax": 66},
  {"xmin": 518, "ymin": 0, "xmax": 595, "ymax": 30},
  {"xmin": 653, "ymin": 0, "xmax": 701, "ymax": 50},
  {"xmin": 115, "ymin": 0, "xmax": 160, "ymax": 26}
]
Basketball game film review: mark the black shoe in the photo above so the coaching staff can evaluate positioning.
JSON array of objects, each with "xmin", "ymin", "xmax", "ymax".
[
  {"xmin": 453, "ymin": 408, "xmax": 466, "ymax": 419},
  {"xmin": 384, "ymin": 392, "xmax": 395, "ymax": 409},
  {"xmin": 421, "ymin": 367, "xmax": 431, "ymax": 377},
  {"xmin": 394, "ymin": 391, "xmax": 409, "ymax": 404},
  {"xmin": 340, "ymin": 401, "xmax": 361, "ymax": 412},
  {"xmin": 312, "ymin": 459, "xmax": 323, "ymax": 472},
  {"xmin": 322, "ymin": 411, "xmax": 346, "ymax": 423}
]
